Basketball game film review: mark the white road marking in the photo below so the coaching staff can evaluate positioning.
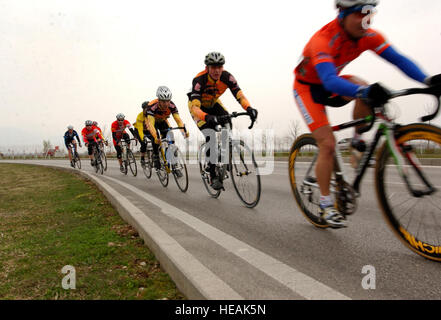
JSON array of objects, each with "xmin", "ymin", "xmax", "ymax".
[{"xmin": 101, "ymin": 175, "xmax": 351, "ymax": 300}]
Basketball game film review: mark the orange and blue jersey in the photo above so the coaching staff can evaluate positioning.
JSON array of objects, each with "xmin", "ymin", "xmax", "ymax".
[
  {"xmin": 81, "ymin": 126, "xmax": 104, "ymax": 144},
  {"xmin": 294, "ymin": 18, "xmax": 427, "ymax": 98}
]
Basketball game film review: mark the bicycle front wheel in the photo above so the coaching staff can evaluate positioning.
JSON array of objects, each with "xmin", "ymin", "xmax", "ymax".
[
  {"xmin": 171, "ymin": 147, "xmax": 188, "ymax": 193},
  {"xmin": 74, "ymin": 153, "xmax": 81, "ymax": 169},
  {"xmin": 230, "ymin": 140, "xmax": 261, "ymax": 208},
  {"xmin": 289, "ymin": 134, "xmax": 329, "ymax": 228},
  {"xmin": 127, "ymin": 149, "xmax": 137, "ymax": 176},
  {"xmin": 376, "ymin": 123, "xmax": 441, "ymax": 261},
  {"xmin": 101, "ymin": 150, "xmax": 107, "ymax": 171},
  {"xmin": 198, "ymin": 143, "xmax": 221, "ymax": 198},
  {"xmin": 156, "ymin": 151, "xmax": 169, "ymax": 187},
  {"xmin": 142, "ymin": 149, "xmax": 153, "ymax": 179}
]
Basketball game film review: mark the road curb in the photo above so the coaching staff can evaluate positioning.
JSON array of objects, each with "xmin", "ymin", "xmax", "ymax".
[{"xmin": 3, "ymin": 161, "xmax": 242, "ymax": 300}]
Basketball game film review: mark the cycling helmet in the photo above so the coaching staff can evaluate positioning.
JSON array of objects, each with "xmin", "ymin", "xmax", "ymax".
[
  {"xmin": 141, "ymin": 101, "xmax": 149, "ymax": 109},
  {"xmin": 336, "ymin": 0, "xmax": 378, "ymax": 8},
  {"xmin": 156, "ymin": 86, "xmax": 172, "ymax": 101},
  {"xmin": 85, "ymin": 120, "xmax": 93, "ymax": 126},
  {"xmin": 67, "ymin": 125, "xmax": 74, "ymax": 130},
  {"xmin": 116, "ymin": 113, "xmax": 125, "ymax": 120},
  {"xmin": 92, "ymin": 121, "xmax": 98, "ymax": 126},
  {"xmin": 204, "ymin": 52, "xmax": 225, "ymax": 66}
]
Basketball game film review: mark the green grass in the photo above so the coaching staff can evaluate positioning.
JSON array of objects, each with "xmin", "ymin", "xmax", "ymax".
[{"xmin": 0, "ymin": 163, "xmax": 185, "ymax": 300}]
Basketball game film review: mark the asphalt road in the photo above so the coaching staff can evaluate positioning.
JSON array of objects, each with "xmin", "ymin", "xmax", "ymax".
[{"xmin": 3, "ymin": 158, "xmax": 441, "ymax": 300}]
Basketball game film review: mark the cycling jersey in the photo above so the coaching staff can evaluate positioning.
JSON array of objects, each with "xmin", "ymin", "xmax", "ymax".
[
  {"xmin": 81, "ymin": 126, "xmax": 104, "ymax": 144},
  {"xmin": 145, "ymin": 99, "xmax": 184, "ymax": 141},
  {"xmin": 111, "ymin": 120, "xmax": 133, "ymax": 145},
  {"xmin": 188, "ymin": 70, "xmax": 250, "ymax": 127},
  {"xmin": 64, "ymin": 130, "xmax": 80, "ymax": 147},
  {"xmin": 133, "ymin": 110, "xmax": 148, "ymax": 141},
  {"xmin": 293, "ymin": 18, "xmax": 428, "ymax": 131}
]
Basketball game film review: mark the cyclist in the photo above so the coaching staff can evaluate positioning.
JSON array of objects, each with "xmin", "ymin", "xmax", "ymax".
[
  {"xmin": 111, "ymin": 113, "xmax": 137, "ymax": 173},
  {"xmin": 145, "ymin": 86, "xmax": 188, "ymax": 170},
  {"xmin": 188, "ymin": 51, "xmax": 258, "ymax": 190},
  {"xmin": 64, "ymin": 125, "xmax": 82, "ymax": 167},
  {"xmin": 293, "ymin": 0, "xmax": 441, "ymax": 228},
  {"xmin": 81, "ymin": 120, "xmax": 105, "ymax": 167},
  {"xmin": 133, "ymin": 101, "xmax": 150, "ymax": 167}
]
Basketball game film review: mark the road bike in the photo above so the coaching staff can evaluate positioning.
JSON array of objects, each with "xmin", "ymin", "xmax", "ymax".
[
  {"xmin": 120, "ymin": 139, "xmax": 137, "ymax": 176},
  {"xmin": 91, "ymin": 142, "xmax": 104, "ymax": 175},
  {"xmin": 68, "ymin": 142, "xmax": 81, "ymax": 169},
  {"xmin": 288, "ymin": 83, "xmax": 441, "ymax": 261},
  {"xmin": 141, "ymin": 137, "xmax": 154, "ymax": 179},
  {"xmin": 198, "ymin": 112, "xmax": 261, "ymax": 208},
  {"xmin": 154, "ymin": 127, "xmax": 189, "ymax": 192},
  {"xmin": 98, "ymin": 140, "xmax": 108, "ymax": 171}
]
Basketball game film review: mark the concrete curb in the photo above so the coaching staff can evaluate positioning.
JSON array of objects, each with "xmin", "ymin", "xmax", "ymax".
[{"xmin": 4, "ymin": 162, "xmax": 242, "ymax": 300}]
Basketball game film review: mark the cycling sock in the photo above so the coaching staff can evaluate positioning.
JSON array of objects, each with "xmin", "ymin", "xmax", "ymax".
[{"xmin": 319, "ymin": 195, "xmax": 334, "ymax": 208}]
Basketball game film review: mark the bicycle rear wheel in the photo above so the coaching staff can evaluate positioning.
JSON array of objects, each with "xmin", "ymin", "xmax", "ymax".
[
  {"xmin": 288, "ymin": 134, "xmax": 329, "ymax": 228},
  {"xmin": 376, "ymin": 123, "xmax": 441, "ymax": 261},
  {"xmin": 101, "ymin": 149, "xmax": 107, "ymax": 171},
  {"xmin": 230, "ymin": 140, "xmax": 261, "ymax": 208},
  {"xmin": 171, "ymin": 147, "xmax": 188, "ymax": 193},
  {"xmin": 198, "ymin": 143, "xmax": 221, "ymax": 198},
  {"xmin": 127, "ymin": 149, "xmax": 137, "ymax": 176}
]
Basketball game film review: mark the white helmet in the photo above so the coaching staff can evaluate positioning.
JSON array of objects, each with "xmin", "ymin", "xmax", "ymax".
[
  {"xmin": 85, "ymin": 120, "xmax": 93, "ymax": 126},
  {"xmin": 335, "ymin": 0, "xmax": 378, "ymax": 8},
  {"xmin": 204, "ymin": 52, "xmax": 225, "ymax": 66},
  {"xmin": 67, "ymin": 125, "xmax": 74, "ymax": 130},
  {"xmin": 156, "ymin": 86, "xmax": 172, "ymax": 101},
  {"xmin": 116, "ymin": 113, "xmax": 125, "ymax": 120}
]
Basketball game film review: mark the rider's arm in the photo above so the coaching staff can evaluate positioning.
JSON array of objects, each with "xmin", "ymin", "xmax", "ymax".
[
  {"xmin": 315, "ymin": 62, "xmax": 361, "ymax": 97},
  {"xmin": 188, "ymin": 77, "xmax": 207, "ymax": 121},
  {"xmin": 223, "ymin": 71, "xmax": 251, "ymax": 111},
  {"xmin": 146, "ymin": 115, "xmax": 158, "ymax": 141},
  {"xmin": 379, "ymin": 46, "xmax": 428, "ymax": 83},
  {"xmin": 172, "ymin": 113, "xmax": 185, "ymax": 129}
]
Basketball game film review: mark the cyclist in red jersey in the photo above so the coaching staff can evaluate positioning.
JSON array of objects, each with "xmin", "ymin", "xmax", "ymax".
[
  {"xmin": 81, "ymin": 120, "xmax": 105, "ymax": 167},
  {"xmin": 293, "ymin": 0, "xmax": 441, "ymax": 228},
  {"xmin": 111, "ymin": 113, "xmax": 136, "ymax": 173}
]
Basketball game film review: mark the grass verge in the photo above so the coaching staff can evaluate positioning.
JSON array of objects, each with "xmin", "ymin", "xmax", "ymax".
[{"xmin": 0, "ymin": 163, "xmax": 185, "ymax": 300}]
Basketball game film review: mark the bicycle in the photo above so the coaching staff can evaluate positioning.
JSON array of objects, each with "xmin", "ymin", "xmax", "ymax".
[
  {"xmin": 91, "ymin": 142, "xmax": 104, "ymax": 175},
  {"xmin": 288, "ymin": 83, "xmax": 441, "ymax": 261},
  {"xmin": 141, "ymin": 137, "xmax": 154, "ymax": 179},
  {"xmin": 198, "ymin": 112, "xmax": 261, "ymax": 208},
  {"xmin": 68, "ymin": 142, "xmax": 81, "ymax": 169},
  {"xmin": 120, "ymin": 138, "xmax": 137, "ymax": 176},
  {"xmin": 154, "ymin": 127, "xmax": 189, "ymax": 192},
  {"xmin": 98, "ymin": 140, "xmax": 108, "ymax": 171}
]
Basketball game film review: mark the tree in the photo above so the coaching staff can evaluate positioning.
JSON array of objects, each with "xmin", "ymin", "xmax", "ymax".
[
  {"xmin": 43, "ymin": 140, "xmax": 52, "ymax": 154},
  {"xmin": 288, "ymin": 119, "xmax": 302, "ymax": 142}
]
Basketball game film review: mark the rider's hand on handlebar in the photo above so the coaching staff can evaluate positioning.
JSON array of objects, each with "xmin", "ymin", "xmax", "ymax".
[
  {"xmin": 246, "ymin": 107, "xmax": 258, "ymax": 121},
  {"xmin": 154, "ymin": 137, "xmax": 161, "ymax": 145},
  {"xmin": 425, "ymin": 74, "xmax": 441, "ymax": 86},
  {"xmin": 205, "ymin": 114, "xmax": 218, "ymax": 126},
  {"xmin": 357, "ymin": 83, "xmax": 391, "ymax": 108}
]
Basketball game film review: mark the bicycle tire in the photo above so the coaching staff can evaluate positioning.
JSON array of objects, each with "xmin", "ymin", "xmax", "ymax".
[
  {"xmin": 101, "ymin": 149, "xmax": 107, "ymax": 171},
  {"xmin": 288, "ymin": 134, "xmax": 329, "ymax": 228},
  {"xmin": 376, "ymin": 123, "xmax": 441, "ymax": 261},
  {"xmin": 230, "ymin": 140, "xmax": 261, "ymax": 208},
  {"xmin": 75, "ymin": 153, "xmax": 81, "ymax": 169},
  {"xmin": 171, "ymin": 147, "xmax": 188, "ymax": 193},
  {"xmin": 127, "ymin": 149, "xmax": 137, "ymax": 176},
  {"xmin": 198, "ymin": 143, "xmax": 221, "ymax": 198},
  {"xmin": 156, "ymin": 149, "xmax": 169, "ymax": 187},
  {"xmin": 142, "ymin": 149, "xmax": 153, "ymax": 179}
]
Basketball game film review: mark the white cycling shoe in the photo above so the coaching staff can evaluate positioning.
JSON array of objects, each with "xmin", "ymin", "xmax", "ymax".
[{"xmin": 320, "ymin": 206, "xmax": 347, "ymax": 229}]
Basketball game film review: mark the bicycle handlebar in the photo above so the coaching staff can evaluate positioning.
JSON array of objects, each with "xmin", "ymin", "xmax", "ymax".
[
  {"xmin": 359, "ymin": 83, "xmax": 441, "ymax": 134},
  {"xmin": 215, "ymin": 112, "xmax": 256, "ymax": 130}
]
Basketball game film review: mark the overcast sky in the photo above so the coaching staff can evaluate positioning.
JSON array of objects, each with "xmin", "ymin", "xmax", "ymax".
[{"xmin": 1, "ymin": 0, "xmax": 441, "ymax": 152}]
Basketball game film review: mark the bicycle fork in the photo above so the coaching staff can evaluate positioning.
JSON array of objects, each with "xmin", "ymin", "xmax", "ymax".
[{"xmin": 385, "ymin": 125, "xmax": 436, "ymax": 198}]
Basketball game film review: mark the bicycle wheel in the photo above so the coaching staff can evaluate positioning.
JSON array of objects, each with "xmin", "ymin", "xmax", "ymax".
[
  {"xmin": 142, "ymin": 149, "xmax": 153, "ymax": 179},
  {"xmin": 74, "ymin": 152, "xmax": 81, "ymax": 169},
  {"xmin": 230, "ymin": 140, "xmax": 261, "ymax": 208},
  {"xmin": 198, "ymin": 143, "xmax": 221, "ymax": 198},
  {"xmin": 288, "ymin": 134, "xmax": 329, "ymax": 228},
  {"xmin": 156, "ymin": 150, "xmax": 169, "ymax": 187},
  {"xmin": 101, "ymin": 149, "xmax": 107, "ymax": 171},
  {"xmin": 127, "ymin": 149, "xmax": 137, "ymax": 176},
  {"xmin": 95, "ymin": 151, "xmax": 103, "ymax": 175},
  {"xmin": 376, "ymin": 123, "xmax": 441, "ymax": 261},
  {"xmin": 171, "ymin": 147, "xmax": 188, "ymax": 192}
]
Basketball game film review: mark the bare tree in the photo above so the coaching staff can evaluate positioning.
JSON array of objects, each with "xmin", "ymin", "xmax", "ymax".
[
  {"xmin": 43, "ymin": 140, "xmax": 52, "ymax": 154},
  {"xmin": 288, "ymin": 119, "xmax": 302, "ymax": 142}
]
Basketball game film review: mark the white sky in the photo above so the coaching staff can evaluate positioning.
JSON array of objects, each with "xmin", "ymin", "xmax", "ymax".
[{"xmin": 1, "ymin": 0, "xmax": 441, "ymax": 152}]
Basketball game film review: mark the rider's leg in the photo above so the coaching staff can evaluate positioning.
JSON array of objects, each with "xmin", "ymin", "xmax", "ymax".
[{"xmin": 312, "ymin": 125, "xmax": 335, "ymax": 202}]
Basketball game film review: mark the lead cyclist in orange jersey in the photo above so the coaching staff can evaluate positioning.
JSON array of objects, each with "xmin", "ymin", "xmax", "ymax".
[
  {"xmin": 188, "ymin": 52, "xmax": 258, "ymax": 190},
  {"xmin": 293, "ymin": 0, "xmax": 441, "ymax": 228}
]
